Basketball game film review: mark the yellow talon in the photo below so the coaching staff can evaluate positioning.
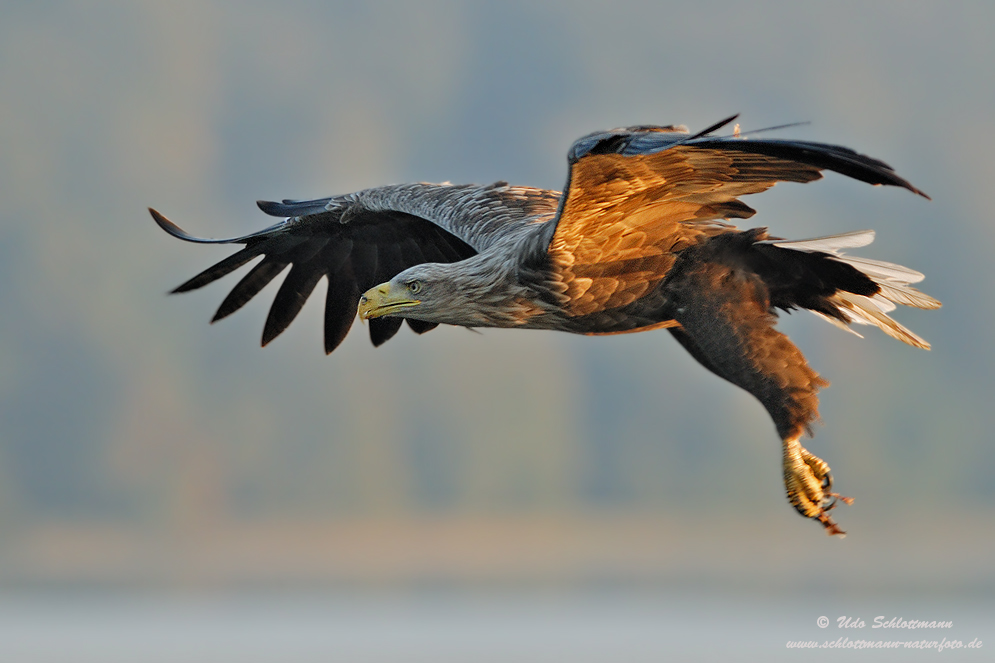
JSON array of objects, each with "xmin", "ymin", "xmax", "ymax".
[{"xmin": 783, "ymin": 437, "xmax": 853, "ymax": 537}]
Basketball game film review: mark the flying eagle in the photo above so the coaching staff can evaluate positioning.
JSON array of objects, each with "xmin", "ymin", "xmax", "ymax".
[{"xmin": 151, "ymin": 115, "xmax": 939, "ymax": 536}]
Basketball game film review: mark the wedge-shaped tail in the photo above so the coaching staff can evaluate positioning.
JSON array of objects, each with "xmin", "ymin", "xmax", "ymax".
[{"xmin": 766, "ymin": 230, "xmax": 941, "ymax": 349}]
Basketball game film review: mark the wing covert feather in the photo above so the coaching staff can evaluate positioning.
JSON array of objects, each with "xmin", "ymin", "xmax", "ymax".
[{"xmin": 547, "ymin": 124, "xmax": 927, "ymax": 318}]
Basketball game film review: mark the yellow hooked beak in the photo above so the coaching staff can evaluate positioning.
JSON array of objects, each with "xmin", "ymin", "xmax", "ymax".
[{"xmin": 357, "ymin": 282, "xmax": 421, "ymax": 320}]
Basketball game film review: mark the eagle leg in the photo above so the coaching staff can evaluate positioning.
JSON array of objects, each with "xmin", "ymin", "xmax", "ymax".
[
  {"xmin": 664, "ymin": 243, "xmax": 854, "ymax": 535},
  {"xmin": 782, "ymin": 436, "xmax": 853, "ymax": 537}
]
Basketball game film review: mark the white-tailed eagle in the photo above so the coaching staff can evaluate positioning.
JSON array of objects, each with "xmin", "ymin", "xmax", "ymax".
[{"xmin": 151, "ymin": 115, "xmax": 939, "ymax": 536}]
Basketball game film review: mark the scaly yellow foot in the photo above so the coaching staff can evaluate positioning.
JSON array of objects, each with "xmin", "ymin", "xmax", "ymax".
[{"xmin": 782, "ymin": 436, "xmax": 853, "ymax": 537}]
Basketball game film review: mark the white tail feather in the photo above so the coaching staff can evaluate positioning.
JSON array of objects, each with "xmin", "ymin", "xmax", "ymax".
[
  {"xmin": 836, "ymin": 255, "xmax": 926, "ymax": 284},
  {"xmin": 764, "ymin": 229, "xmax": 876, "ymax": 252},
  {"xmin": 770, "ymin": 231, "xmax": 939, "ymax": 349},
  {"xmin": 828, "ymin": 292, "xmax": 932, "ymax": 349},
  {"xmin": 810, "ymin": 311, "xmax": 865, "ymax": 338}
]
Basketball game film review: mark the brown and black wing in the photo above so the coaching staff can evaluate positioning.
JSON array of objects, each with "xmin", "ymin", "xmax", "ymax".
[{"xmin": 544, "ymin": 117, "xmax": 928, "ymax": 325}]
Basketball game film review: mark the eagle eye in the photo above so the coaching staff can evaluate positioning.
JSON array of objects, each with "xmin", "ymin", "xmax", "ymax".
[{"xmin": 407, "ymin": 280, "xmax": 422, "ymax": 294}]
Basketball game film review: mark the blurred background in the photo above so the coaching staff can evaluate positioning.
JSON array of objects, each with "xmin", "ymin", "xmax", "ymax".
[{"xmin": 1, "ymin": 0, "xmax": 993, "ymax": 660}]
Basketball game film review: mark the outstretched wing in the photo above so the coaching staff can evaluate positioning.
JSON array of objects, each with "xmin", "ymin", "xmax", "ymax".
[
  {"xmin": 546, "ymin": 115, "xmax": 928, "ymax": 318},
  {"xmin": 153, "ymin": 182, "xmax": 559, "ymax": 353}
]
